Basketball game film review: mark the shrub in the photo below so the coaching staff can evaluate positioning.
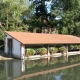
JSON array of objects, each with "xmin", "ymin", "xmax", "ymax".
[
  {"xmin": 25, "ymin": 48, "xmax": 35, "ymax": 56},
  {"xmin": 49, "ymin": 47, "xmax": 58, "ymax": 54},
  {"xmin": 77, "ymin": 45, "xmax": 80, "ymax": 50},
  {"xmin": 59, "ymin": 46, "xmax": 66, "ymax": 53},
  {"xmin": 74, "ymin": 45, "xmax": 78, "ymax": 49},
  {"xmin": 36, "ymin": 47, "xmax": 47, "ymax": 55},
  {"xmin": 70, "ymin": 45, "xmax": 74, "ymax": 50}
]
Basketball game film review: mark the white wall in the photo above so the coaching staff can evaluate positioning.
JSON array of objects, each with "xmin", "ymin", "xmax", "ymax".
[
  {"xmin": 4, "ymin": 33, "xmax": 12, "ymax": 54},
  {"xmin": 13, "ymin": 39, "xmax": 21, "ymax": 59},
  {"xmin": 21, "ymin": 44, "xmax": 25, "ymax": 59},
  {"xmin": 4, "ymin": 33, "xmax": 25, "ymax": 59}
]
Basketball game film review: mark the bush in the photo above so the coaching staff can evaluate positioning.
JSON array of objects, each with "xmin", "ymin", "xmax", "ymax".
[
  {"xmin": 36, "ymin": 47, "xmax": 47, "ymax": 55},
  {"xmin": 70, "ymin": 45, "xmax": 74, "ymax": 50},
  {"xmin": 70, "ymin": 45, "xmax": 80, "ymax": 51},
  {"xmin": 74, "ymin": 45, "xmax": 79, "ymax": 49},
  {"xmin": 59, "ymin": 46, "xmax": 66, "ymax": 53},
  {"xmin": 0, "ymin": 27, "xmax": 6, "ymax": 40},
  {"xmin": 78, "ymin": 45, "xmax": 80, "ymax": 50},
  {"xmin": 49, "ymin": 47, "xmax": 58, "ymax": 54},
  {"xmin": 25, "ymin": 48, "xmax": 35, "ymax": 56}
]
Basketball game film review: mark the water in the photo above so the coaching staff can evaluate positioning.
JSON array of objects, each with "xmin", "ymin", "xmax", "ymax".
[{"xmin": 0, "ymin": 55, "xmax": 80, "ymax": 80}]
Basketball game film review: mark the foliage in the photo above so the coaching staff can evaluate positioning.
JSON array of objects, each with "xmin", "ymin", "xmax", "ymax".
[
  {"xmin": 78, "ymin": 45, "xmax": 80, "ymax": 50},
  {"xmin": 25, "ymin": 48, "xmax": 35, "ymax": 56},
  {"xmin": 0, "ymin": 0, "xmax": 28, "ymax": 40},
  {"xmin": 74, "ymin": 45, "xmax": 80, "ymax": 50},
  {"xmin": 0, "ymin": 0, "xmax": 80, "ymax": 41},
  {"xmin": 26, "ymin": 0, "xmax": 80, "ymax": 36},
  {"xmin": 70, "ymin": 45, "xmax": 74, "ymax": 50},
  {"xmin": 74, "ymin": 45, "xmax": 79, "ymax": 49},
  {"xmin": 36, "ymin": 47, "xmax": 47, "ymax": 55},
  {"xmin": 74, "ymin": 23, "xmax": 80, "ymax": 36},
  {"xmin": 49, "ymin": 47, "xmax": 58, "ymax": 54},
  {"xmin": 0, "ymin": 27, "xmax": 6, "ymax": 40},
  {"xmin": 61, "ymin": 27, "xmax": 68, "ymax": 34},
  {"xmin": 70, "ymin": 45, "xmax": 80, "ymax": 50},
  {"xmin": 59, "ymin": 46, "xmax": 66, "ymax": 53}
]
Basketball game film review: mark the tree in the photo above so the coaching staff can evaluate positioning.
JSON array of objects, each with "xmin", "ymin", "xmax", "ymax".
[
  {"xmin": 25, "ymin": 0, "xmax": 80, "ymax": 36},
  {"xmin": 25, "ymin": 0, "xmax": 63, "ymax": 32},
  {"xmin": 0, "ymin": 0, "xmax": 28, "ymax": 40},
  {"xmin": 0, "ymin": 0, "xmax": 80, "ymax": 40}
]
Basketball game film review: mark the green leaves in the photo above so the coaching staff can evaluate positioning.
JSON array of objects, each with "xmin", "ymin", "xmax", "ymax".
[
  {"xmin": 0, "ymin": 0, "xmax": 28, "ymax": 40},
  {"xmin": 49, "ymin": 47, "xmax": 58, "ymax": 54},
  {"xmin": 36, "ymin": 47, "xmax": 47, "ymax": 55},
  {"xmin": 25, "ymin": 48, "xmax": 35, "ymax": 56}
]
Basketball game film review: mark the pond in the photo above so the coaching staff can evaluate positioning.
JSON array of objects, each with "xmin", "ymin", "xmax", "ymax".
[{"xmin": 0, "ymin": 55, "xmax": 80, "ymax": 80}]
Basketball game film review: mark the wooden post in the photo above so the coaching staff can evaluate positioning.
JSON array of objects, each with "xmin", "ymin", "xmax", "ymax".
[
  {"xmin": 47, "ymin": 45, "xmax": 50, "ymax": 56},
  {"xmin": 66, "ymin": 45, "xmax": 68, "ymax": 57}
]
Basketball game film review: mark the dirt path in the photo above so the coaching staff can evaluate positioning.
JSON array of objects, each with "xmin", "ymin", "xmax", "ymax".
[{"xmin": 13, "ymin": 63, "xmax": 80, "ymax": 80}]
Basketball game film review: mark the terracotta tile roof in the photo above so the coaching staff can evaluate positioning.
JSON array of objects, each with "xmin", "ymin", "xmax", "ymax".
[{"xmin": 5, "ymin": 31, "xmax": 80, "ymax": 45}]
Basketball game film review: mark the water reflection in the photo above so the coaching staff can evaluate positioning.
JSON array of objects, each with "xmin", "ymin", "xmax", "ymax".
[
  {"xmin": 0, "ymin": 60, "xmax": 25, "ymax": 80},
  {"xmin": 0, "ymin": 55, "xmax": 80, "ymax": 80},
  {"xmin": 23, "ymin": 65, "xmax": 80, "ymax": 80}
]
